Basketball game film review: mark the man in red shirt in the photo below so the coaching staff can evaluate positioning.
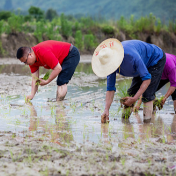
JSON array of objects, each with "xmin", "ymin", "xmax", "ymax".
[{"xmin": 16, "ymin": 40, "xmax": 80, "ymax": 101}]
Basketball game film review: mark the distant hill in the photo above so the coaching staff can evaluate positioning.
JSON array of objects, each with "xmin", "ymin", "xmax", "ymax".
[{"xmin": 0, "ymin": 0, "xmax": 176, "ymax": 21}]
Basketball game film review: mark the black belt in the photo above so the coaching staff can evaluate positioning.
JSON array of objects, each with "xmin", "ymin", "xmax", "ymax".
[{"xmin": 69, "ymin": 44, "xmax": 73, "ymax": 52}]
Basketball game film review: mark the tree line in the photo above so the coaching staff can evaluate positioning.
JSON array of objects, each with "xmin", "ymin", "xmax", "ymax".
[{"xmin": 0, "ymin": 6, "xmax": 176, "ymax": 54}]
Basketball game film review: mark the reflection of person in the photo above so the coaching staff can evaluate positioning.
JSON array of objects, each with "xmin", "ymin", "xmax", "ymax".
[
  {"xmin": 101, "ymin": 123, "xmax": 110, "ymax": 144},
  {"xmin": 92, "ymin": 39, "xmax": 166, "ymax": 122},
  {"xmin": 16, "ymin": 40, "xmax": 80, "ymax": 101},
  {"xmin": 171, "ymin": 114, "xmax": 176, "ymax": 134},
  {"xmin": 28, "ymin": 102, "xmax": 73, "ymax": 144},
  {"xmin": 135, "ymin": 54, "xmax": 176, "ymax": 113}
]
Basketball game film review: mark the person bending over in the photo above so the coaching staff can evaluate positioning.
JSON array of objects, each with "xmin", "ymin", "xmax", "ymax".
[{"xmin": 16, "ymin": 40, "xmax": 80, "ymax": 101}]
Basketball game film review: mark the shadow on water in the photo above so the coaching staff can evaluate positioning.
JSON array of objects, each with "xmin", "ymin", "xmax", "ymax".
[{"xmin": 0, "ymin": 62, "xmax": 176, "ymax": 145}]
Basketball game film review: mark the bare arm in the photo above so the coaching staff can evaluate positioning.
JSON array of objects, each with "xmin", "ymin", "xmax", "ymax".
[
  {"xmin": 164, "ymin": 86, "xmax": 176, "ymax": 99},
  {"xmin": 134, "ymin": 79, "xmax": 151, "ymax": 101},
  {"xmin": 40, "ymin": 63, "xmax": 62, "ymax": 86},
  {"xmin": 161, "ymin": 86, "xmax": 176, "ymax": 106},
  {"xmin": 134, "ymin": 95, "xmax": 142, "ymax": 112},
  {"xmin": 123, "ymin": 79, "xmax": 151, "ymax": 107},
  {"xmin": 103, "ymin": 91, "xmax": 115, "ymax": 115},
  {"xmin": 101, "ymin": 91, "xmax": 115, "ymax": 123},
  {"xmin": 26, "ymin": 69, "xmax": 39, "ymax": 101}
]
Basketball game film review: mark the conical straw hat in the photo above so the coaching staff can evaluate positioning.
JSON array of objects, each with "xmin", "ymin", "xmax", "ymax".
[{"xmin": 91, "ymin": 38, "xmax": 124, "ymax": 77}]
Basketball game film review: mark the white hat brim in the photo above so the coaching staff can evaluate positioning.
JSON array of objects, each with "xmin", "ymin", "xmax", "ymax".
[{"xmin": 91, "ymin": 38, "xmax": 124, "ymax": 77}]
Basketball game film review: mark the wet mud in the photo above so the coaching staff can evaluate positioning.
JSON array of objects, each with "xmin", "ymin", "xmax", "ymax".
[{"xmin": 0, "ymin": 57, "xmax": 176, "ymax": 176}]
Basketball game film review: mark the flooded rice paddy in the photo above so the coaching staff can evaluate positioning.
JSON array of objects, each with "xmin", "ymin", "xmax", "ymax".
[{"xmin": 0, "ymin": 57, "xmax": 176, "ymax": 176}]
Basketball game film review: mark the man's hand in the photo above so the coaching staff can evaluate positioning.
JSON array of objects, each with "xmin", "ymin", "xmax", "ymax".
[
  {"xmin": 101, "ymin": 110, "xmax": 109, "ymax": 123},
  {"xmin": 26, "ymin": 95, "xmax": 34, "ymax": 102},
  {"xmin": 122, "ymin": 97, "xmax": 136, "ymax": 107},
  {"xmin": 133, "ymin": 105, "xmax": 140, "ymax": 112},
  {"xmin": 133, "ymin": 95, "xmax": 142, "ymax": 112},
  {"xmin": 161, "ymin": 97, "xmax": 167, "ymax": 108},
  {"xmin": 39, "ymin": 78, "xmax": 49, "ymax": 86}
]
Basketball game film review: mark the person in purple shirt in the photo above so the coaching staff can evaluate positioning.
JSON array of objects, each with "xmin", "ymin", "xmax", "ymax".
[
  {"xmin": 92, "ymin": 39, "xmax": 166, "ymax": 122},
  {"xmin": 135, "ymin": 53, "xmax": 176, "ymax": 112}
]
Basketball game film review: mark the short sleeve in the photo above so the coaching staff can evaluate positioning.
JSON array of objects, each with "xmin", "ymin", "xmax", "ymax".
[
  {"xmin": 134, "ymin": 54, "xmax": 151, "ymax": 80},
  {"xmin": 168, "ymin": 67, "xmax": 176, "ymax": 87},
  {"xmin": 107, "ymin": 71, "xmax": 116, "ymax": 91},
  {"xmin": 29, "ymin": 65, "xmax": 39, "ymax": 73}
]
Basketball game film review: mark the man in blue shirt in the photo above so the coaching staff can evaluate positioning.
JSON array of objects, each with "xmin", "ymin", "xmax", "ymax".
[{"xmin": 92, "ymin": 39, "xmax": 166, "ymax": 122}]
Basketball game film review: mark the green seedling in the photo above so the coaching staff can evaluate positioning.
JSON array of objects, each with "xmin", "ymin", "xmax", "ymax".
[
  {"xmin": 35, "ymin": 70, "xmax": 51, "ymax": 86},
  {"xmin": 153, "ymin": 96, "xmax": 164, "ymax": 111},
  {"xmin": 118, "ymin": 86, "xmax": 134, "ymax": 119},
  {"xmin": 25, "ymin": 96, "xmax": 32, "ymax": 105}
]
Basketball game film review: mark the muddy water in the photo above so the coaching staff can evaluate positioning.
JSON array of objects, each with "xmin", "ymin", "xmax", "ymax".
[
  {"xmin": 0, "ymin": 61, "xmax": 175, "ymax": 145},
  {"xmin": 0, "ymin": 58, "xmax": 176, "ymax": 176}
]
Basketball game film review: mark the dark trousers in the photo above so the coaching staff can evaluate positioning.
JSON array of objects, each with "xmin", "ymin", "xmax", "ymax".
[
  {"xmin": 157, "ymin": 79, "xmax": 176, "ymax": 100},
  {"xmin": 128, "ymin": 51, "xmax": 166, "ymax": 102},
  {"xmin": 57, "ymin": 46, "xmax": 80, "ymax": 86}
]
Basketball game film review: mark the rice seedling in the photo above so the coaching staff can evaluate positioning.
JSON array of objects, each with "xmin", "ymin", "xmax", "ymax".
[
  {"xmin": 121, "ymin": 105, "xmax": 134, "ymax": 119},
  {"xmin": 117, "ymin": 85, "xmax": 134, "ymax": 119},
  {"xmin": 35, "ymin": 70, "xmax": 51, "ymax": 86},
  {"xmin": 153, "ymin": 96, "xmax": 164, "ymax": 111},
  {"xmin": 121, "ymin": 157, "xmax": 126, "ymax": 166}
]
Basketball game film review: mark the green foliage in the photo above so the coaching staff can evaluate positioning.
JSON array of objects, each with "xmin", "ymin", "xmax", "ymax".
[
  {"xmin": 117, "ymin": 84, "xmax": 129, "ymax": 98},
  {"xmin": 6, "ymin": 14, "xmax": 24, "ymax": 34},
  {"xmin": 79, "ymin": 17, "xmax": 94, "ymax": 29},
  {"xmin": 43, "ymin": 71, "xmax": 51, "ymax": 80},
  {"xmin": 35, "ymin": 71, "xmax": 51, "ymax": 86},
  {"xmin": 75, "ymin": 30, "xmax": 84, "ymax": 50},
  {"xmin": 84, "ymin": 34, "xmax": 96, "ymax": 51},
  {"xmin": 0, "ymin": 41, "xmax": 6, "ymax": 56},
  {"xmin": 33, "ymin": 20, "xmax": 45, "ymax": 42},
  {"xmin": 74, "ymin": 21, "xmax": 81, "ymax": 31},
  {"xmin": 116, "ymin": 13, "xmax": 164, "ymax": 38},
  {"xmin": 153, "ymin": 96, "xmax": 164, "ymax": 111},
  {"xmin": 102, "ymin": 25, "xmax": 115, "ymax": 35},
  {"xmin": 0, "ymin": 21, "xmax": 4, "ymax": 35},
  {"xmin": 0, "ymin": 0, "xmax": 176, "ymax": 22},
  {"xmin": 118, "ymin": 16, "xmax": 128, "ymax": 31},
  {"xmin": 28, "ymin": 6, "xmax": 44, "ymax": 21},
  {"xmin": 24, "ymin": 15, "xmax": 33, "ymax": 22},
  {"xmin": 60, "ymin": 13, "xmax": 72, "ymax": 39},
  {"xmin": 45, "ymin": 21, "xmax": 58, "ymax": 40},
  {"xmin": 0, "ymin": 11, "xmax": 11, "ymax": 21},
  {"xmin": 169, "ymin": 20, "xmax": 176, "ymax": 34},
  {"xmin": 45, "ymin": 8, "xmax": 58, "ymax": 21},
  {"xmin": 156, "ymin": 19, "xmax": 162, "ymax": 34}
]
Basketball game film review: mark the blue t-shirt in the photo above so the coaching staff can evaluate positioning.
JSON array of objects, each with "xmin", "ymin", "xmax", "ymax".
[{"xmin": 107, "ymin": 40, "xmax": 163, "ymax": 91}]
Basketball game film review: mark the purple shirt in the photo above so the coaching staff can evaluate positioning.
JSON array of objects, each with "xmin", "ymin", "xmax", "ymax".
[{"xmin": 161, "ymin": 53, "xmax": 176, "ymax": 87}]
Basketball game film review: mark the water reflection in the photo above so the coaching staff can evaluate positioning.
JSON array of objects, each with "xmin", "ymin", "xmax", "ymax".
[
  {"xmin": 98, "ymin": 112, "xmax": 176, "ymax": 144},
  {"xmin": 28, "ymin": 102, "xmax": 73, "ymax": 145},
  {"xmin": 0, "ymin": 62, "xmax": 176, "ymax": 145}
]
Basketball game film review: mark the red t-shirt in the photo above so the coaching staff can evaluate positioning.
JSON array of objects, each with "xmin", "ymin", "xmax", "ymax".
[{"xmin": 29, "ymin": 40, "xmax": 71, "ymax": 73}]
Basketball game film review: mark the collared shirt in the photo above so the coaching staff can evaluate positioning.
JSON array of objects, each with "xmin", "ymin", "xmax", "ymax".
[
  {"xmin": 161, "ymin": 53, "xmax": 176, "ymax": 87},
  {"xmin": 30, "ymin": 40, "xmax": 71, "ymax": 73},
  {"xmin": 107, "ymin": 40, "xmax": 163, "ymax": 91}
]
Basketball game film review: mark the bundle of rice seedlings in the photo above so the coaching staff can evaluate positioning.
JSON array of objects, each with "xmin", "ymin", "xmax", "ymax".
[
  {"xmin": 153, "ymin": 96, "xmax": 164, "ymax": 111},
  {"xmin": 118, "ymin": 86, "xmax": 134, "ymax": 119},
  {"xmin": 121, "ymin": 104, "xmax": 134, "ymax": 119},
  {"xmin": 35, "ymin": 71, "xmax": 51, "ymax": 86}
]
